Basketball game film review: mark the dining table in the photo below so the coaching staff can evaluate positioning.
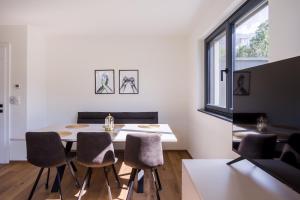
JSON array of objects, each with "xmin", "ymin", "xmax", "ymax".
[{"xmin": 32, "ymin": 123, "xmax": 177, "ymax": 193}]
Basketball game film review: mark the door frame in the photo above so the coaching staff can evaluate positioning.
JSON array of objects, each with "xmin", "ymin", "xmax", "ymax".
[{"xmin": 0, "ymin": 43, "xmax": 11, "ymax": 163}]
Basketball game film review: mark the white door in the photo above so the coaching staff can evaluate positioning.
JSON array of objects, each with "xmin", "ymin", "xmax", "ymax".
[{"xmin": 0, "ymin": 43, "xmax": 10, "ymax": 163}]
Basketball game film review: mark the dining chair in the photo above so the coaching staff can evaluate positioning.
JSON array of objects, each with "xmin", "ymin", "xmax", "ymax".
[
  {"xmin": 124, "ymin": 133, "xmax": 164, "ymax": 200},
  {"xmin": 76, "ymin": 132, "xmax": 121, "ymax": 200},
  {"xmin": 280, "ymin": 133, "xmax": 300, "ymax": 168},
  {"xmin": 228, "ymin": 134, "xmax": 277, "ymax": 165},
  {"xmin": 25, "ymin": 132, "xmax": 80, "ymax": 200}
]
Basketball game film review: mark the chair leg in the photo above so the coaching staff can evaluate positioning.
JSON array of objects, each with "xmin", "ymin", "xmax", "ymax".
[
  {"xmin": 151, "ymin": 169, "xmax": 160, "ymax": 200},
  {"xmin": 45, "ymin": 168, "xmax": 50, "ymax": 189},
  {"xmin": 86, "ymin": 168, "xmax": 93, "ymax": 189},
  {"xmin": 137, "ymin": 169, "xmax": 144, "ymax": 193},
  {"xmin": 66, "ymin": 161, "xmax": 80, "ymax": 188},
  {"xmin": 70, "ymin": 161, "xmax": 77, "ymax": 172},
  {"xmin": 78, "ymin": 168, "xmax": 91, "ymax": 200},
  {"xmin": 226, "ymin": 156, "xmax": 244, "ymax": 165},
  {"xmin": 127, "ymin": 168, "xmax": 137, "ymax": 187},
  {"xmin": 28, "ymin": 168, "xmax": 44, "ymax": 200},
  {"xmin": 154, "ymin": 169, "xmax": 162, "ymax": 191},
  {"xmin": 56, "ymin": 167, "xmax": 63, "ymax": 200},
  {"xmin": 126, "ymin": 168, "xmax": 137, "ymax": 200},
  {"xmin": 103, "ymin": 167, "xmax": 112, "ymax": 200},
  {"xmin": 112, "ymin": 164, "xmax": 121, "ymax": 188}
]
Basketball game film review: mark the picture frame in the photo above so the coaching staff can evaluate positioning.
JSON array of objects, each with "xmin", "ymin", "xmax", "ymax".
[
  {"xmin": 95, "ymin": 70, "xmax": 115, "ymax": 94},
  {"xmin": 119, "ymin": 70, "xmax": 139, "ymax": 94},
  {"xmin": 233, "ymin": 71, "xmax": 251, "ymax": 96}
]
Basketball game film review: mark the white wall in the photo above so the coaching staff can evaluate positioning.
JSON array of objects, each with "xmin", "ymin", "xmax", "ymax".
[
  {"xmin": 187, "ymin": 0, "xmax": 243, "ymax": 159},
  {"xmin": 269, "ymin": 0, "xmax": 300, "ymax": 62},
  {"xmin": 1, "ymin": 29, "xmax": 189, "ymax": 160},
  {"xmin": 45, "ymin": 35, "xmax": 189, "ymax": 149},
  {"xmin": 187, "ymin": 0, "xmax": 300, "ymax": 159},
  {"xmin": 27, "ymin": 26, "xmax": 47, "ymax": 130}
]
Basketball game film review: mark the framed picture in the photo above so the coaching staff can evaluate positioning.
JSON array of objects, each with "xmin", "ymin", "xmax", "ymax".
[
  {"xmin": 119, "ymin": 70, "xmax": 139, "ymax": 94},
  {"xmin": 233, "ymin": 71, "xmax": 250, "ymax": 96},
  {"xmin": 95, "ymin": 70, "xmax": 115, "ymax": 94}
]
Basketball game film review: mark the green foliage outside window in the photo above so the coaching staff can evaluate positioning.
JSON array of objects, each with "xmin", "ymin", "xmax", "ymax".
[{"xmin": 236, "ymin": 21, "xmax": 269, "ymax": 58}]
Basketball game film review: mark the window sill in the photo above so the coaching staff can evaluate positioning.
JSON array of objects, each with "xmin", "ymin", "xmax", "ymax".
[{"xmin": 197, "ymin": 109, "xmax": 232, "ymax": 123}]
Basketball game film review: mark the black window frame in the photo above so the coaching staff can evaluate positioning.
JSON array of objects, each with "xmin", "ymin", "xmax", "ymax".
[{"xmin": 204, "ymin": 0, "xmax": 268, "ymax": 118}]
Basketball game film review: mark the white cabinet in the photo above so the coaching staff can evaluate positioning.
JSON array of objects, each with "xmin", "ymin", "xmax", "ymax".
[{"xmin": 182, "ymin": 159, "xmax": 300, "ymax": 200}]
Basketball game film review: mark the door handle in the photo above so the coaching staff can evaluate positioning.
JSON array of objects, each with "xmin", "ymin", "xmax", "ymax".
[
  {"xmin": 220, "ymin": 68, "xmax": 229, "ymax": 81},
  {"xmin": 0, "ymin": 104, "xmax": 3, "ymax": 113}
]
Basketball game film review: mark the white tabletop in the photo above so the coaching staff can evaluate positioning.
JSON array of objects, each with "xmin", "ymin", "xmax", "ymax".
[
  {"xmin": 33, "ymin": 124, "xmax": 177, "ymax": 143},
  {"xmin": 182, "ymin": 159, "xmax": 300, "ymax": 200}
]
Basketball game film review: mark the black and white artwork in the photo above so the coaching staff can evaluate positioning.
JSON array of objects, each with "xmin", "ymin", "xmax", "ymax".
[
  {"xmin": 119, "ymin": 70, "xmax": 139, "ymax": 94},
  {"xmin": 233, "ymin": 71, "xmax": 250, "ymax": 96},
  {"xmin": 95, "ymin": 70, "xmax": 115, "ymax": 94}
]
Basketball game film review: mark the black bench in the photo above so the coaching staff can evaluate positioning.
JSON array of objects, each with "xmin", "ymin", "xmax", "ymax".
[{"xmin": 77, "ymin": 112, "xmax": 158, "ymax": 124}]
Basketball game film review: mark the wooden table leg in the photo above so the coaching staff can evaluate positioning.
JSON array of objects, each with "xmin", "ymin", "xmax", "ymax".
[
  {"xmin": 137, "ymin": 169, "xmax": 144, "ymax": 193},
  {"xmin": 51, "ymin": 141, "xmax": 73, "ymax": 193}
]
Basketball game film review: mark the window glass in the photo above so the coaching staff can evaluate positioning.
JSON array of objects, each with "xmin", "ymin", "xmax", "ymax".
[
  {"xmin": 208, "ymin": 32, "xmax": 227, "ymax": 108},
  {"xmin": 235, "ymin": 4, "xmax": 269, "ymax": 70}
]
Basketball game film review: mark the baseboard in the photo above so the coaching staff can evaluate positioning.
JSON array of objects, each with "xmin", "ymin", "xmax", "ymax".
[{"xmin": 186, "ymin": 151, "xmax": 193, "ymax": 159}]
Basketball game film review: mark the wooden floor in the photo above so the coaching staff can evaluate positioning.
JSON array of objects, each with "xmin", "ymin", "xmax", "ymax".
[{"xmin": 0, "ymin": 150, "xmax": 191, "ymax": 200}]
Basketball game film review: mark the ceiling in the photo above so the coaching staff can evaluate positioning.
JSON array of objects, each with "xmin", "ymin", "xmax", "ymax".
[{"xmin": 0, "ymin": 0, "xmax": 205, "ymax": 35}]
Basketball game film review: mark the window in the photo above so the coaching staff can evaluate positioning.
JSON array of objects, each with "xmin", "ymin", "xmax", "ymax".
[{"xmin": 204, "ymin": 0, "xmax": 269, "ymax": 117}]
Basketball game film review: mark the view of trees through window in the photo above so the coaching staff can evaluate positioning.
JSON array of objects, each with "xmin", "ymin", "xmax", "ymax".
[
  {"xmin": 235, "ymin": 4, "xmax": 269, "ymax": 70},
  {"xmin": 236, "ymin": 21, "xmax": 269, "ymax": 57}
]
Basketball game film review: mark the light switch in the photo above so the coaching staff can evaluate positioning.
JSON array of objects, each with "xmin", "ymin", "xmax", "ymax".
[{"xmin": 15, "ymin": 84, "xmax": 21, "ymax": 89}]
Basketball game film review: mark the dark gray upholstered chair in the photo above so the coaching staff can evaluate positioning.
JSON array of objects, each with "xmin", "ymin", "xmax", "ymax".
[
  {"xmin": 280, "ymin": 133, "xmax": 300, "ymax": 169},
  {"xmin": 76, "ymin": 132, "xmax": 120, "ymax": 200},
  {"xmin": 26, "ymin": 132, "xmax": 79, "ymax": 200},
  {"xmin": 238, "ymin": 134, "xmax": 277, "ymax": 158},
  {"xmin": 124, "ymin": 133, "xmax": 163, "ymax": 200},
  {"xmin": 228, "ymin": 134, "xmax": 277, "ymax": 165}
]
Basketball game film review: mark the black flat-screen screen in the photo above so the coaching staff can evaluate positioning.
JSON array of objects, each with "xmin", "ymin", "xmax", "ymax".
[{"xmin": 232, "ymin": 56, "xmax": 300, "ymax": 193}]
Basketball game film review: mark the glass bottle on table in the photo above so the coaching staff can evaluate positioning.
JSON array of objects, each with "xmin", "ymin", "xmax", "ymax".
[{"xmin": 105, "ymin": 113, "xmax": 114, "ymax": 131}]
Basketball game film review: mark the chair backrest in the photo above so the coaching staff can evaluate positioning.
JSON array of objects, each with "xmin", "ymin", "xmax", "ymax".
[
  {"xmin": 238, "ymin": 134, "xmax": 277, "ymax": 159},
  {"xmin": 26, "ymin": 132, "xmax": 66, "ymax": 168},
  {"xmin": 124, "ymin": 133, "xmax": 163, "ymax": 169},
  {"xmin": 280, "ymin": 133, "xmax": 300, "ymax": 168},
  {"xmin": 287, "ymin": 133, "xmax": 300, "ymax": 154},
  {"xmin": 77, "ymin": 132, "xmax": 116, "ymax": 167},
  {"xmin": 77, "ymin": 112, "xmax": 158, "ymax": 124}
]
